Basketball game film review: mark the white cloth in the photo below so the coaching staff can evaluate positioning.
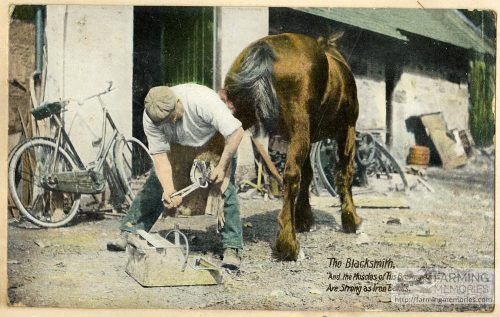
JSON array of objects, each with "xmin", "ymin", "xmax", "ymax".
[{"xmin": 143, "ymin": 83, "xmax": 242, "ymax": 154}]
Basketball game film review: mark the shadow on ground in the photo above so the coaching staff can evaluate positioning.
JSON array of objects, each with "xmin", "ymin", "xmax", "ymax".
[{"xmin": 156, "ymin": 207, "xmax": 340, "ymax": 257}]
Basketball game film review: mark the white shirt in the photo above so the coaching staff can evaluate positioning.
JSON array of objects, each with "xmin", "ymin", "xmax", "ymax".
[{"xmin": 143, "ymin": 83, "xmax": 242, "ymax": 155}]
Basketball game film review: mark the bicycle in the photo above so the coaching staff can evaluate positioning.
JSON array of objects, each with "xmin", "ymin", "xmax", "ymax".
[
  {"xmin": 311, "ymin": 131, "xmax": 408, "ymax": 197},
  {"xmin": 8, "ymin": 83, "xmax": 153, "ymax": 228}
]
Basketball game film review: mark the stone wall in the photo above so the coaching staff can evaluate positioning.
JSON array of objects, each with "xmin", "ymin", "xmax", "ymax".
[
  {"xmin": 353, "ymin": 63, "xmax": 387, "ymax": 139},
  {"xmin": 8, "ymin": 19, "xmax": 35, "ymax": 139},
  {"xmin": 391, "ymin": 66, "xmax": 469, "ymax": 162},
  {"xmin": 343, "ymin": 33, "xmax": 470, "ymax": 163}
]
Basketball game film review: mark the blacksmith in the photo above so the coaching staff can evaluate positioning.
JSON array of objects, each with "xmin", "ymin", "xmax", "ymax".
[{"xmin": 107, "ymin": 83, "xmax": 244, "ymax": 270}]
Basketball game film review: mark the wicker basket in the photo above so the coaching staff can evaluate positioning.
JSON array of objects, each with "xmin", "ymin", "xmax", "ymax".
[{"xmin": 407, "ymin": 145, "xmax": 430, "ymax": 166}]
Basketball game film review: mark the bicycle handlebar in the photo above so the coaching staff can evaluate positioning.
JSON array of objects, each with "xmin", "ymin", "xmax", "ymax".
[
  {"xmin": 79, "ymin": 81, "xmax": 115, "ymax": 104},
  {"xmin": 33, "ymin": 82, "xmax": 116, "ymax": 120},
  {"xmin": 57, "ymin": 81, "xmax": 115, "ymax": 106}
]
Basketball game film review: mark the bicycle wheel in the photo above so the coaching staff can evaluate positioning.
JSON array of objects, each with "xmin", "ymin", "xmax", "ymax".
[
  {"xmin": 314, "ymin": 139, "xmax": 339, "ymax": 197},
  {"xmin": 371, "ymin": 140, "xmax": 409, "ymax": 191},
  {"xmin": 113, "ymin": 137, "xmax": 153, "ymax": 205},
  {"xmin": 310, "ymin": 142, "xmax": 321, "ymax": 196},
  {"xmin": 356, "ymin": 133, "xmax": 376, "ymax": 167},
  {"xmin": 8, "ymin": 138, "xmax": 81, "ymax": 227}
]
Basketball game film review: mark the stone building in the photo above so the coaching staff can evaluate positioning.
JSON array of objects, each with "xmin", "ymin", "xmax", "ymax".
[
  {"xmin": 270, "ymin": 8, "xmax": 495, "ymax": 161},
  {"xmin": 9, "ymin": 6, "xmax": 495, "ymax": 164}
]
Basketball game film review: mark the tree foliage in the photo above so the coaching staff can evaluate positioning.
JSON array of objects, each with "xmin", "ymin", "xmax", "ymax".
[{"xmin": 468, "ymin": 58, "xmax": 495, "ymax": 147}]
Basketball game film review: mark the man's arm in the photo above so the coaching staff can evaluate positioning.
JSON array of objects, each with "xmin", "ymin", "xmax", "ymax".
[
  {"xmin": 152, "ymin": 153, "xmax": 182, "ymax": 208},
  {"xmin": 211, "ymin": 127, "xmax": 244, "ymax": 184}
]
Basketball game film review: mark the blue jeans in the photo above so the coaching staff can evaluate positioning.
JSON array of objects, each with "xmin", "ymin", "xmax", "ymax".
[{"xmin": 119, "ymin": 167, "xmax": 243, "ymax": 250}]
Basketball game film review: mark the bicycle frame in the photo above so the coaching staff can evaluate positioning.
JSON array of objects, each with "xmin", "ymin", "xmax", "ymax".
[
  {"xmin": 8, "ymin": 83, "xmax": 153, "ymax": 227},
  {"xmin": 49, "ymin": 91, "xmax": 123, "ymax": 177}
]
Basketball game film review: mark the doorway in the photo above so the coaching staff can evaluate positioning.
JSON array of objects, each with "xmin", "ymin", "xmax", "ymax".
[{"xmin": 132, "ymin": 6, "xmax": 214, "ymax": 144}]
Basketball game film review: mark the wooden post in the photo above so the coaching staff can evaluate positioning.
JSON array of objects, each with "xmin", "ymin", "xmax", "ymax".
[{"xmin": 18, "ymin": 109, "xmax": 34, "ymax": 209}]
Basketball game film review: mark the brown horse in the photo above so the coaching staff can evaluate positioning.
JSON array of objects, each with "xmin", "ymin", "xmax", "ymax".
[{"xmin": 223, "ymin": 33, "xmax": 361, "ymax": 261}]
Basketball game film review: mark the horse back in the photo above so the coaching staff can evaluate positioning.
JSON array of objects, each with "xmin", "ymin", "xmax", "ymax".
[
  {"xmin": 263, "ymin": 33, "xmax": 358, "ymax": 140},
  {"xmin": 261, "ymin": 33, "xmax": 327, "ymax": 81},
  {"xmin": 224, "ymin": 33, "xmax": 358, "ymax": 140}
]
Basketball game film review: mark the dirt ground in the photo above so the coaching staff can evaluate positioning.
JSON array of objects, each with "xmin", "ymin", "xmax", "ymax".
[{"xmin": 6, "ymin": 150, "xmax": 495, "ymax": 312}]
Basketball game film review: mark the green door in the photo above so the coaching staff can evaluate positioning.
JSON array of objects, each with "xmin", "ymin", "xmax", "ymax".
[{"xmin": 160, "ymin": 7, "xmax": 214, "ymax": 87}]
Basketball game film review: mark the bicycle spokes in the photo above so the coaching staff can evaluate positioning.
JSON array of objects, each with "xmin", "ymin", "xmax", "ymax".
[
  {"xmin": 313, "ymin": 133, "xmax": 408, "ymax": 195},
  {"xmin": 9, "ymin": 139, "xmax": 81, "ymax": 227}
]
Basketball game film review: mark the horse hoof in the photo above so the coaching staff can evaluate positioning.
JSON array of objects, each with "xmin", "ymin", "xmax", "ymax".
[
  {"xmin": 295, "ymin": 222, "xmax": 318, "ymax": 233},
  {"xmin": 343, "ymin": 225, "xmax": 357, "ymax": 234},
  {"xmin": 275, "ymin": 236, "xmax": 301, "ymax": 261},
  {"xmin": 342, "ymin": 213, "xmax": 362, "ymax": 234},
  {"xmin": 308, "ymin": 224, "xmax": 320, "ymax": 232}
]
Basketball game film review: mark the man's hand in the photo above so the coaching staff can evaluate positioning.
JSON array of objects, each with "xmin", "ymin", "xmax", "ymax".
[
  {"xmin": 152, "ymin": 153, "xmax": 183, "ymax": 209},
  {"xmin": 210, "ymin": 165, "xmax": 226, "ymax": 185},
  {"xmin": 162, "ymin": 190, "xmax": 183, "ymax": 209},
  {"xmin": 210, "ymin": 127, "xmax": 244, "ymax": 185}
]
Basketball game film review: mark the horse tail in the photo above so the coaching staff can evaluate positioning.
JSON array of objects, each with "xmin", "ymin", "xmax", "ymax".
[
  {"xmin": 317, "ymin": 32, "xmax": 351, "ymax": 70},
  {"xmin": 226, "ymin": 42, "xmax": 280, "ymax": 134}
]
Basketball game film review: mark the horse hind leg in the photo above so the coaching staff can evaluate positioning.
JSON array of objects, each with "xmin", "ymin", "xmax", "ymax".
[
  {"xmin": 295, "ymin": 154, "xmax": 315, "ymax": 232},
  {"xmin": 276, "ymin": 135, "xmax": 310, "ymax": 261},
  {"xmin": 336, "ymin": 125, "xmax": 361, "ymax": 233}
]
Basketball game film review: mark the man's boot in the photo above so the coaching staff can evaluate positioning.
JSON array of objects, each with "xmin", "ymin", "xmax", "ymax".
[
  {"xmin": 222, "ymin": 248, "xmax": 241, "ymax": 270},
  {"xmin": 106, "ymin": 231, "xmax": 129, "ymax": 251}
]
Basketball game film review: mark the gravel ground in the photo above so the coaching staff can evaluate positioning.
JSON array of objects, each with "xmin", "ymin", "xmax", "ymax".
[{"xmin": 6, "ymin": 152, "xmax": 495, "ymax": 312}]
